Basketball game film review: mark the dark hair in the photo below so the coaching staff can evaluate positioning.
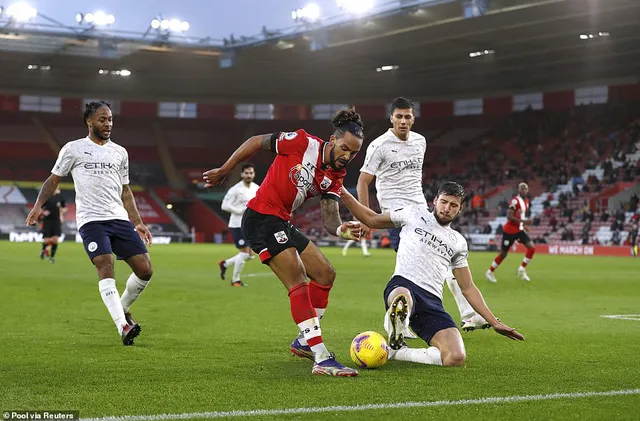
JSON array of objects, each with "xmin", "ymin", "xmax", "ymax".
[
  {"xmin": 390, "ymin": 97, "xmax": 415, "ymax": 115},
  {"xmin": 437, "ymin": 181, "xmax": 466, "ymax": 200},
  {"xmin": 84, "ymin": 101, "xmax": 111, "ymax": 127},
  {"xmin": 332, "ymin": 106, "xmax": 363, "ymax": 139},
  {"xmin": 240, "ymin": 163, "xmax": 254, "ymax": 172}
]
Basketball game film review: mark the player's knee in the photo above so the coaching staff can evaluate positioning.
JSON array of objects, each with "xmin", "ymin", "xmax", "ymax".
[
  {"xmin": 315, "ymin": 264, "xmax": 336, "ymax": 285},
  {"xmin": 442, "ymin": 350, "xmax": 466, "ymax": 367},
  {"xmin": 96, "ymin": 261, "xmax": 115, "ymax": 279},
  {"xmin": 387, "ymin": 286, "xmax": 411, "ymax": 307},
  {"xmin": 135, "ymin": 261, "xmax": 153, "ymax": 281}
]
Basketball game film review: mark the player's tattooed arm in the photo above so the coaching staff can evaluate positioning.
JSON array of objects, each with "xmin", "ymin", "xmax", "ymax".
[
  {"xmin": 26, "ymin": 174, "xmax": 61, "ymax": 225},
  {"xmin": 121, "ymin": 185, "xmax": 143, "ymax": 225},
  {"xmin": 321, "ymin": 198, "xmax": 343, "ymax": 236},
  {"xmin": 260, "ymin": 133, "xmax": 274, "ymax": 152}
]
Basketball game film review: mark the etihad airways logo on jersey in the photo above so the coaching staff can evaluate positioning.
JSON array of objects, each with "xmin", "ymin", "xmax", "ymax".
[
  {"xmin": 390, "ymin": 157, "xmax": 423, "ymax": 171},
  {"xmin": 289, "ymin": 163, "xmax": 319, "ymax": 195},
  {"xmin": 83, "ymin": 162, "xmax": 120, "ymax": 175},
  {"xmin": 413, "ymin": 227, "xmax": 455, "ymax": 257}
]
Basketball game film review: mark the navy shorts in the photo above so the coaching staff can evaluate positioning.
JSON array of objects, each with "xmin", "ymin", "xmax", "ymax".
[
  {"xmin": 388, "ymin": 227, "xmax": 401, "ymax": 252},
  {"xmin": 230, "ymin": 227, "xmax": 247, "ymax": 249},
  {"xmin": 79, "ymin": 220, "xmax": 148, "ymax": 262},
  {"xmin": 383, "ymin": 275, "xmax": 457, "ymax": 345}
]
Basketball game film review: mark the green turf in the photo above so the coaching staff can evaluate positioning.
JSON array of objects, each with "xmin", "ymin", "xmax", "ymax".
[{"xmin": 1, "ymin": 242, "xmax": 639, "ymax": 420}]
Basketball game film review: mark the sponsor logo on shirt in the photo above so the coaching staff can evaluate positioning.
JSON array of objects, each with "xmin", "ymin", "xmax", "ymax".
[
  {"xmin": 413, "ymin": 227, "xmax": 455, "ymax": 257},
  {"xmin": 390, "ymin": 157, "xmax": 423, "ymax": 171},
  {"xmin": 83, "ymin": 162, "xmax": 120, "ymax": 175},
  {"xmin": 289, "ymin": 163, "xmax": 319, "ymax": 195}
]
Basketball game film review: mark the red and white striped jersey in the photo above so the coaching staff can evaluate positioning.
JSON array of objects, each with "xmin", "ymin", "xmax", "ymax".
[
  {"xmin": 503, "ymin": 195, "xmax": 529, "ymax": 234},
  {"xmin": 247, "ymin": 129, "xmax": 345, "ymax": 221}
]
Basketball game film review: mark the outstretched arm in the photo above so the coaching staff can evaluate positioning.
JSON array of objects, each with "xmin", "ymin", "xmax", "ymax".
[
  {"xmin": 341, "ymin": 188, "xmax": 395, "ymax": 229},
  {"xmin": 321, "ymin": 198, "xmax": 361, "ymax": 240},
  {"xmin": 25, "ymin": 175, "xmax": 61, "ymax": 226},
  {"xmin": 122, "ymin": 185, "xmax": 153, "ymax": 245},
  {"xmin": 203, "ymin": 134, "xmax": 272, "ymax": 188},
  {"xmin": 452, "ymin": 266, "xmax": 524, "ymax": 341}
]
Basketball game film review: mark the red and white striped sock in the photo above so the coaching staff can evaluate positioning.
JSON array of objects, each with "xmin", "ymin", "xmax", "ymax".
[
  {"xmin": 521, "ymin": 248, "xmax": 535, "ymax": 268},
  {"xmin": 289, "ymin": 283, "xmax": 330, "ymax": 362},
  {"xmin": 490, "ymin": 254, "xmax": 504, "ymax": 272}
]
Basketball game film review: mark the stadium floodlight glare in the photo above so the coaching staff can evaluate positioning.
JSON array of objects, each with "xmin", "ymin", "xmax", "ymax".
[
  {"xmin": 292, "ymin": 3, "xmax": 321, "ymax": 22},
  {"xmin": 579, "ymin": 34, "xmax": 588, "ymax": 40},
  {"xmin": 151, "ymin": 16, "xmax": 189, "ymax": 32},
  {"xmin": 6, "ymin": 2, "xmax": 37, "ymax": 22},
  {"xmin": 0, "ymin": 6, "xmax": 3, "ymax": 16},
  {"xmin": 77, "ymin": 11, "xmax": 115, "ymax": 26},
  {"xmin": 337, "ymin": 0, "xmax": 375, "ymax": 15},
  {"xmin": 469, "ymin": 49, "xmax": 494, "ymax": 58},
  {"xmin": 27, "ymin": 64, "xmax": 37, "ymax": 70},
  {"xmin": 376, "ymin": 65, "xmax": 399, "ymax": 72},
  {"xmin": 119, "ymin": 69, "xmax": 131, "ymax": 77}
]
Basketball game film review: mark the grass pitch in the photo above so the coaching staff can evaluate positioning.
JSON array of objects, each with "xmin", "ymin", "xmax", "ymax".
[{"xmin": 1, "ymin": 242, "xmax": 639, "ymax": 420}]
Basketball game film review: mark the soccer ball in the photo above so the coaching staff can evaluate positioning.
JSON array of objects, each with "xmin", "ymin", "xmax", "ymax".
[{"xmin": 350, "ymin": 331, "xmax": 389, "ymax": 369}]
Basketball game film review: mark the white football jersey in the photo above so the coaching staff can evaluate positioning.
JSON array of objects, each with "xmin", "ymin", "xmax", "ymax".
[
  {"xmin": 221, "ymin": 181, "xmax": 260, "ymax": 228},
  {"xmin": 390, "ymin": 204, "xmax": 469, "ymax": 300},
  {"xmin": 51, "ymin": 137, "xmax": 130, "ymax": 229},
  {"xmin": 360, "ymin": 129, "xmax": 427, "ymax": 213}
]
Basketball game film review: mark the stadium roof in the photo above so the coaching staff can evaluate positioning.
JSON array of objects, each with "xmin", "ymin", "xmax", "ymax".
[{"xmin": 0, "ymin": 0, "xmax": 638, "ymax": 103}]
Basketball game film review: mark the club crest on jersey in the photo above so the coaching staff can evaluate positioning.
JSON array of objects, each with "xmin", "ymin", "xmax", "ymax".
[
  {"xmin": 274, "ymin": 231, "xmax": 288, "ymax": 244},
  {"xmin": 281, "ymin": 132, "xmax": 298, "ymax": 141},
  {"xmin": 320, "ymin": 176, "xmax": 332, "ymax": 190}
]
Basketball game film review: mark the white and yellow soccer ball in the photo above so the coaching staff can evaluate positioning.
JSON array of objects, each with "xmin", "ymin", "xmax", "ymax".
[{"xmin": 350, "ymin": 331, "xmax": 389, "ymax": 369}]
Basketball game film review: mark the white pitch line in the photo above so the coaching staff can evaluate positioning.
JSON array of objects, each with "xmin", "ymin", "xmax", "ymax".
[
  {"xmin": 601, "ymin": 314, "xmax": 640, "ymax": 322},
  {"xmin": 80, "ymin": 388, "xmax": 640, "ymax": 421}
]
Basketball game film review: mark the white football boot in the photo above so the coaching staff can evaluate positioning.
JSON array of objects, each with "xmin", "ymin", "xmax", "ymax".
[
  {"xmin": 485, "ymin": 269, "xmax": 498, "ymax": 283},
  {"xmin": 517, "ymin": 266, "xmax": 531, "ymax": 282}
]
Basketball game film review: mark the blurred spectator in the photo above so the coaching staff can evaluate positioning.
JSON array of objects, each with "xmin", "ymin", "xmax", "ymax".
[
  {"xmin": 612, "ymin": 229, "xmax": 622, "ymax": 246},
  {"xmin": 600, "ymin": 209, "xmax": 609, "ymax": 222},
  {"xmin": 532, "ymin": 215, "xmax": 541, "ymax": 226}
]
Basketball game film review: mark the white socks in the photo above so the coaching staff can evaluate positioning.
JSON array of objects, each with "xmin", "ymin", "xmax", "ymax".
[
  {"xmin": 99, "ymin": 278, "xmax": 127, "ymax": 333},
  {"xmin": 224, "ymin": 255, "xmax": 238, "ymax": 267},
  {"xmin": 121, "ymin": 273, "xmax": 150, "ymax": 313},
  {"xmin": 232, "ymin": 252, "xmax": 250, "ymax": 282},
  {"xmin": 390, "ymin": 346, "xmax": 442, "ymax": 365},
  {"xmin": 361, "ymin": 239, "xmax": 369, "ymax": 255},
  {"xmin": 297, "ymin": 317, "xmax": 330, "ymax": 362},
  {"xmin": 342, "ymin": 240, "xmax": 355, "ymax": 255},
  {"xmin": 297, "ymin": 308, "xmax": 326, "ymax": 347},
  {"xmin": 446, "ymin": 276, "xmax": 476, "ymax": 320}
]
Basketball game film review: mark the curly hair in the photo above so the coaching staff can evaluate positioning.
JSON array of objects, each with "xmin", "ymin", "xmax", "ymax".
[
  {"xmin": 331, "ymin": 106, "xmax": 363, "ymax": 139},
  {"xmin": 83, "ymin": 101, "xmax": 111, "ymax": 127}
]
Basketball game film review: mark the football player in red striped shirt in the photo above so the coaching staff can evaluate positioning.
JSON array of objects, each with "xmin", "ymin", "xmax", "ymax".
[
  {"xmin": 486, "ymin": 182, "xmax": 536, "ymax": 282},
  {"xmin": 203, "ymin": 107, "xmax": 364, "ymax": 376}
]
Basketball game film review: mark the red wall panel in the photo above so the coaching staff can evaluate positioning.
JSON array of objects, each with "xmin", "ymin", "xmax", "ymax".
[
  {"xmin": 483, "ymin": 96, "xmax": 512, "ymax": 116},
  {"xmin": 543, "ymin": 91, "xmax": 574, "ymax": 110},
  {"xmin": 120, "ymin": 101, "xmax": 157, "ymax": 117},
  {"xmin": 421, "ymin": 101, "xmax": 453, "ymax": 118},
  {"xmin": 197, "ymin": 104, "xmax": 235, "ymax": 119},
  {"xmin": 61, "ymin": 98, "xmax": 82, "ymax": 115},
  {"xmin": 0, "ymin": 95, "xmax": 19, "ymax": 112},
  {"xmin": 608, "ymin": 84, "xmax": 640, "ymax": 102},
  {"xmin": 353, "ymin": 104, "xmax": 386, "ymax": 119},
  {"xmin": 274, "ymin": 105, "xmax": 311, "ymax": 120}
]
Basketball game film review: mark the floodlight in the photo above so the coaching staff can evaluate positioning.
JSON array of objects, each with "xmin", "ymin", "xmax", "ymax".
[
  {"xmin": 6, "ymin": 2, "xmax": 37, "ymax": 22},
  {"xmin": 292, "ymin": 3, "xmax": 320, "ymax": 22},
  {"xmin": 151, "ymin": 18, "xmax": 161, "ymax": 29}
]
